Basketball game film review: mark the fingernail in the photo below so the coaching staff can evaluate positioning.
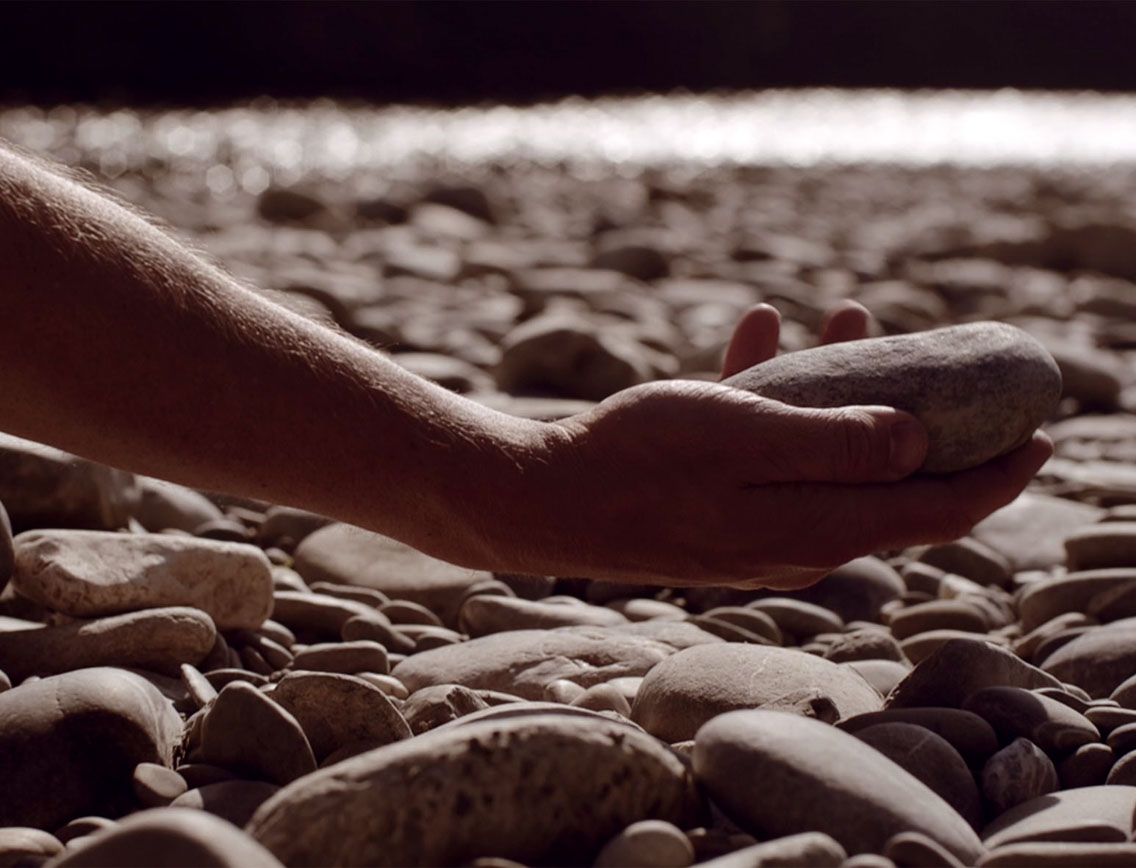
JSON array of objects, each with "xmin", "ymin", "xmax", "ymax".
[{"xmin": 889, "ymin": 419, "xmax": 927, "ymax": 475}]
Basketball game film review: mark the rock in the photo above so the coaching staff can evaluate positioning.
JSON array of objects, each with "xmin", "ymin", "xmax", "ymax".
[
  {"xmin": 693, "ymin": 710, "xmax": 983, "ymax": 862},
  {"xmin": 971, "ymin": 493, "xmax": 1104, "ymax": 571},
  {"xmin": 962, "ymin": 685, "xmax": 1100, "ymax": 754},
  {"xmin": 247, "ymin": 713, "xmax": 696, "ymax": 867},
  {"xmin": 400, "ymin": 684, "xmax": 494, "ymax": 735},
  {"xmin": 981, "ymin": 786, "xmax": 1136, "ymax": 848},
  {"xmin": 746, "ymin": 598, "xmax": 843, "ymax": 638},
  {"xmin": 631, "ymin": 644, "xmax": 883, "ymax": 743},
  {"xmin": 0, "ymin": 606, "xmax": 216, "ymax": 681},
  {"xmin": 853, "ymin": 723, "xmax": 983, "ymax": 829},
  {"xmin": 421, "ymin": 184, "xmax": 495, "ymax": 223},
  {"xmin": 133, "ymin": 477, "xmax": 224, "ymax": 533},
  {"xmin": 132, "ymin": 762, "xmax": 188, "ymax": 808},
  {"xmin": 982, "ymin": 737, "xmax": 1060, "ymax": 815},
  {"xmin": 1106, "ymin": 721, "xmax": 1136, "ymax": 756},
  {"xmin": 271, "ymin": 591, "xmax": 376, "ymax": 639},
  {"xmin": 1019, "ymin": 570, "xmax": 1136, "ymax": 632},
  {"xmin": 48, "ymin": 807, "xmax": 284, "ymax": 867},
  {"xmin": 293, "ymin": 524, "xmax": 492, "ymax": 626},
  {"xmin": 256, "ymin": 186, "xmax": 328, "ymax": 223},
  {"xmin": 836, "ymin": 708, "xmax": 999, "ymax": 764},
  {"xmin": 1041, "ymin": 618, "xmax": 1136, "ymax": 697},
  {"xmin": 593, "ymin": 819, "xmax": 694, "ymax": 868},
  {"xmin": 0, "ymin": 828, "xmax": 63, "ymax": 865},
  {"xmin": 918, "ymin": 538, "xmax": 1013, "ymax": 587},
  {"xmin": 888, "ymin": 600, "xmax": 988, "ymax": 640},
  {"xmin": 884, "ymin": 832, "xmax": 967, "ymax": 868},
  {"xmin": 269, "ymin": 671, "xmax": 410, "ymax": 761},
  {"xmin": 843, "ymin": 660, "xmax": 911, "ymax": 697},
  {"xmin": 979, "ymin": 842, "xmax": 1136, "ymax": 867},
  {"xmin": 1013, "ymin": 613, "xmax": 1099, "ymax": 663},
  {"xmin": 0, "ymin": 432, "xmax": 137, "ymax": 532},
  {"xmin": 901, "ymin": 629, "xmax": 1007, "ymax": 666},
  {"xmin": 700, "ymin": 607, "xmax": 782, "ymax": 644},
  {"xmin": 289, "ymin": 640, "xmax": 389, "ymax": 675},
  {"xmin": 1066, "ymin": 523, "xmax": 1136, "ymax": 571},
  {"xmin": 196, "ymin": 682, "xmax": 317, "ymax": 786},
  {"xmin": 256, "ymin": 506, "xmax": 332, "ymax": 551},
  {"xmin": 785, "ymin": 556, "xmax": 904, "ymax": 623},
  {"xmin": 722, "ymin": 322, "xmax": 1061, "ymax": 473},
  {"xmin": 393, "ymin": 623, "xmax": 720, "ymax": 701},
  {"xmin": 1058, "ymin": 742, "xmax": 1115, "ymax": 789},
  {"xmin": 1111, "ymin": 672, "xmax": 1136, "ymax": 707},
  {"xmin": 0, "ymin": 668, "xmax": 182, "ymax": 829},
  {"xmin": 0, "ymin": 500, "xmax": 12, "ymax": 594},
  {"xmin": 459, "ymin": 594, "xmax": 628, "ymax": 636},
  {"xmin": 693, "ymin": 833, "xmax": 846, "ymax": 867},
  {"xmin": 1105, "ymin": 750, "xmax": 1136, "ymax": 785},
  {"xmin": 571, "ymin": 681, "xmax": 633, "ymax": 716},
  {"xmin": 170, "ymin": 780, "xmax": 280, "ymax": 828},
  {"xmin": 11, "ymin": 530, "xmax": 273, "ymax": 630},
  {"xmin": 494, "ymin": 314, "xmax": 655, "ymax": 401},
  {"xmin": 885, "ymin": 638, "xmax": 1063, "ymax": 709},
  {"xmin": 591, "ymin": 244, "xmax": 670, "ymax": 281}
]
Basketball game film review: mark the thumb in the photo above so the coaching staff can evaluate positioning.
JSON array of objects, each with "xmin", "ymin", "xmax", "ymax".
[{"xmin": 751, "ymin": 403, "xmax": 928, "ymax": 484}]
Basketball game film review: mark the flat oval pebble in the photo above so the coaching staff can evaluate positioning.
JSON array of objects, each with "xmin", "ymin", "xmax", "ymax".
[
  {"xmin": 837, "ymin": 708, "xmax": 999, "ymax": 763},
  {"xmin": 1018, "ymin": 569, "xmax": 1136, "ymax": 632},
  {"xmin": 918, "ymin": 538, "xmax": 1013, "ymax": 588},
  {"xmin": 722, "ymin": 322, "xmax": 1061, "ymax": 473},
  {"xmin": 843, "ymin": 660, "xmax": 912, "ymax": 697},
  {"xmin": 694, "ymin": 832, "xmax": 846, "ymax": 868},
  {"xmin": 196, "ymin": 681, "xmax": 317, "ymax": 786},
  {"xmin": 700, "ymin": 607, "xmax": 782, "ymax": 644},
  {"xmin": 10, "ymin": 530, "xmax": 273, "ymax": 630},
  {"xmin": 884, "ymin": 831, "xmax": 967, "ymax": 868},
  {"xmin": 901, "ymin": 629, "xmax": 1006, "ymax": 665},
  {"xmin": 824, "ymin": 629, "xmax": 906, "ymax": 663},
  {"xmin": 270, "ymin": 591, "xmax": 376, "ymax": 639},
  {"xmin": 1065, "ymin": 523, "xmax": 1136, "ymax": 571},
  {"xmin": 1058, "ymin": 742, "xmax": 1115, "ymax": 788},
  {"xmin": 693, "ymin": 710, "xmax": 983, "ymax": 862},
  {"xmin": 169, "ymin": 780, "xmax": 280, "ymax": 827},
  {"xmin": 459, "ymin": 594, "xmax": 628, "ymax": 636},
  {"xmin": 132, "ymin": 762, "xmax": 188, "ymax": 808},
  {"xmin": 289, "ymin": 640, "xmax": 389, "ymax": 675},
  {"xmin": 393, "ymin": 623, "xmax": 719, "ymax": 700},
  {"xmin": 982, "ymin": 737, "xmax": 1060, "ymax": 815},
  {"xmin": 593, "ymin": 819, "xmax": 694, "ymax": 868},
  {"xmin": 746, "ymin": 598, "xmax": 843, "ymax": 638},
  {"xmin": 48, "ymin": 807, "xmax": 283, "ymax": 867},
  {"xmin": 0, "ymin": 827, "xmax": 63, "ymax": 865},
  {"xmin": 962, "ymin": 685, "xmax": 1101, "ymax": 753},
  {"xmin": 1041, "ymin": 618, "xmax": 1136, "ymax": 697},
  {"xmin": 889, "ymin": 600, "xmax": 989, "ymax": 640},
  {"xmin": 981, "ymin": 785, "xmax": 1136, "ymax": 849},
  {"xmin": 631, "ymin": 644, "xmax": 882, "ymax": 743},
  {"xmin": 269, "ymin": 671, "xmax": 410, "ymax": 760},
  {"xmin": 0, "ymin": 667, "xmax": 182, "ymax": 829},
  {"xmin": 247, "ymin": 712, "xmax": 696, "ymax": 867},
  {"xmin": 979, "ymin": 842, "xmax": 1136, "ymax": 867},
  {"xmin": 0, "ymin": 606, "xmax": 216, "ymax": 681},
  {"xmin": 780, "ymin": 556, "xmax": 905, "ymax": 624}
]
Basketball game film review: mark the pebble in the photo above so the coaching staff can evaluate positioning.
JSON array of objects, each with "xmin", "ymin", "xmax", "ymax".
[
  {"xmin": 292, "ymin": 523, "xmax": 493, "ymax": 625},
  {"xmin": 885, "ymin": 637, "xmax": 1063, "ymax": 709},
  {"xmin": 746, "ymin": 598, "xmax": 844, "ymax": 638},
  {"xmin": 11, "ymin": 530, "xmax": 273, "ymax": 630},
  {"xmin": 256, "ymin": 505, "xmax": 332, "ymax": 551},
  {"xmin": 1106, "ymin": 721, "xmax": 1136, "ymax": 755},
  {"xmin": 852, "ymin": 723, "xmax": 983, "ymax": 829},
  {"xmin": 688, "ymin": 615, "xmax": 776, "ymax": 645},
  {"xmin": 1041, "ymin": 618, "xmax": 1136, "ymax": 697},
  {"xmin": 399, "ymin": 683, "xmax": 498, "ymax": 734},
  {"xmin": 53, "ymin": 817, "xmax": 118, "ymax": 845},
  {"xmin": 47, "ymin": 807, "xmax": 283, "ymax": 867},
  {"xmin": 247, "ymin": 712, "xmax": 696, "ymax": 867},
  {"xmin": 131, "ymin": 762, "xmax": 188, "ymax": 808},
  {"xmin": 971, "ymin": 493, "xmax": 1105, "ymax": 571},
  {"xmin": 593, "ymin": 819, "xmax": 694, "ymax": 868},
  {"xmin": 0, "ymin": 667, "xmax": 182, "ymax": 829},
  {"xmin": 377, "ymin": 599, "xmax": 443, "ymax": 626},
  {"xmin": 170, "ymin": 780, "xmax": 280, "ymax": 827},
  {"xmin": 978, "ymin": 842, "xmax": 1136, "ymax": 867},
  {"xmin": 888, "ymin": 601, "xmax": 989, "ymax": 640},
  {"xmin": 393, "ymin": 623, "xmax": 719, "ymax": 701},
  {"xmin": 1084, "ymin": 705, "xmax": 1136, "ymax": 732},
  {"xmin": 722, "ymin": 322, "xmax": 1061, "ymax": 473},
  {"xmin": 981, "ymin": 786, "xmax": 1136, "ymax": 848},
  {"xmin": 631, "ymin": 644, "xmax": 883, "ymax": 743},
  {"xmin": 269, "ymin": 671, "xmax": 410, "ymax": 760},
  {"xmin": 195, "ymin": 681, "xmax": 317, "ymax": 785},
  {"xmin": 961, "ymin": 685, "xmax": 1100, "ymax": 753},
  {"xmin": 1065, "ymin": 523, "xmax": 1136, "ymax": 571},
  {"xmin": 824, "ymin": 629, "xmax": 906, "ymax": 663},
  {"xmin": 270, "ymin": 591, "xmax": 376, "ymax": 638},
  {"xmin": 919, "ymin": 538, "xmax": 1013, "ymax": 587},
  {"xmin": 459, "ymin": 594, "xmax": 628, "ymax": 636},
  {"xmin": 776, "ymin": 556, "xmax": 906, "ymax": 624},
  {"xmin": 133, "ymin": 477, "xmax": 224, "ymax": 533},
  {"xmin": 695, "ymin": 832, "xmax": 847, "ymax": 867},
  {"xmin": 693, "ymin": 710, "xmax": 983, "ymax": 863},
  {"xmin": 289, "ymin": 640, "xmax": 389, "ymax": 675},
  {"xmin": 1018, "ymin": 568, "xmax": 1136, "ymax": 632},
  {"xmin": 1058, "ymin": 742, "xmax": 1115, "ymax": 788},
  {"xmin": 571, "ymin": 682, "xmax": 633, "ymax": 716},
  {"xmin": 0, "ymin": 827, "xmax": 63, "ymax": 865},
  {"xmin": 0, "ymin": 606, "xmax": 216, "ymax": 681},
  {"xmin": 1012, "ymin": 613, "xmax": 1098, "ymax": 662},
  {"xmin": 0, "ymin": 500, "xmax": 12, "ymax": 594},
  {"xmin": 843, "ymin": 660, "xmax": 911, "ymax": 697},
  {"xmin": 982, "ymin": 737, "xmax": 1060, "ymax": 815},
  {"xmin": 884, "ymin": 831, "xmax": 967, "ymax": 868},
  {"xmin": 900, "ymin": 629, "xmax": 1008, "ymax": 666},
  {"xmin": 1105, "ymin": 750, "xmax": 1136, "ymax": 785},
  {"xmin": 836, "ymin": 708, "xmax": 999, "ymax": 764}
]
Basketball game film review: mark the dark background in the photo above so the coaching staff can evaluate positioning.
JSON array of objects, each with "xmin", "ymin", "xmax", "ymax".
[{"xmin": 3, "ymin": 1, "xmax": 1135, "ymax": 106}]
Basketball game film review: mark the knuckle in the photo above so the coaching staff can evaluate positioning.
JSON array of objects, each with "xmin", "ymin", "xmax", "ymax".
[{"xmin": 832, "ymin": 410, "xmax": 883, "ymax": 478}]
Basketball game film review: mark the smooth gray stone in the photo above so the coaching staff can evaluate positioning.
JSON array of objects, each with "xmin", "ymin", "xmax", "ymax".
[
  {"xmin": 247, "ymin": 713, "xmax": 696, "ymax": 867},
  {"xmin": 1042, "ymin": 618, "xmax": 1136, "ymax": 698},
  {"xmin": 693, "ymin": 710, "xmax": 983, "ymax": 863},
  {"xmin": 981, "ymin": 786, "xmax": 1136, "ymax": 849},
  {"xmin": 133, "ymin": 477, "xmax": 224, "ymax": 533},
  {"xmin": 0, "ymin": 668, "xmax": 182, "ymax": 829},
  {"xmin": 631, "ymin": 644, "xmax": 882, "ymax": 743},
  {"xmin": 971, "ymin": 493, "xmax": 1104, "ymax": 571},
  {"xmin": 48, "ymin": 807, "xmax": 283, "ymax": 867},
  {"xmin": 695, "ymin": 832, "xmax": 846, "ymax": 867},
  {"xmin": 723, "ymin": 322, "xmax": 1060, "ymax": 473},
  {"xmin": 1018, "ymin": 569, "xmax": 1136, "ymax": 633}
]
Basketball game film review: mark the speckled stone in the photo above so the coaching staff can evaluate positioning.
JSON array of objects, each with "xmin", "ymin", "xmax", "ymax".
[
  {"xmin": 723, "ymin": 322, "xmax": 1061, "ymax": 473},
  {"xmin": 247, "ymin": 713, "xmax": 697, "ymax": 867}
]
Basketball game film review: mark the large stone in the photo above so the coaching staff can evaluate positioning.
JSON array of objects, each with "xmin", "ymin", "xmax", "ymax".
[
  {"xmin": 631, "ymin": 644, "xmax": 883, "ymax": 743},
  {"xmin": 0, "ymin": 432, "xmax": 137, "ymax": 532},
  {"xmin": 247, "ymin": 713, "xmax": 696, "ymax": 867},
  {"xmin": 981, "ymin": 786, "xmax": 1136, "ymax": 848},
  {"xmin": 0, "ymin": 606, "xmax": 216, "ymax": 681},
  {"xmin": 49, "ymin": 807, "xmax": 283, "ymax": 867},
  {"xmin": 293, "ymin": 523, "xmax": 492, "ymax": 626},
  {"xmin": 392, "ymin": 623, "xmax": 720, "ymax": 701},
  {"xmin": 0, "ymin": 668, "xmax": 182, "ymax": 829},
  {"xmin": 723, "ymin": 322, "xmax": 1061, "ymax": 473},
  {"xmin": 11, "ymin": 530, "xmax": 273, "ymax": 630},
  {"xmin": 971, "ymin": 493, "xmax": 1104, "ymax": 571},
  {"xmin": 693, "ymin": 710, "xmax": 983, "ymax": 862},
  {"xmin": 1041, "ymin": 618, "xmax": 1136, "ymax": 697}
]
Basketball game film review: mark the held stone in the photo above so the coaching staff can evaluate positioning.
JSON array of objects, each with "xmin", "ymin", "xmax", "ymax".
[{"xmin": 723, "ymin": 322, "xmax": 1061, "ymax": 473}]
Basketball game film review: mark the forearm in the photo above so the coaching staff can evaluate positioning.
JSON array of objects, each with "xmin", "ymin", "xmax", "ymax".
[{"xmin": 0, "ymin": 145, "xmax": 540, "ymax": 563}]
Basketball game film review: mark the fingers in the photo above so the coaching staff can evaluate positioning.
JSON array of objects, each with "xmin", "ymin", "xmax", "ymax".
[
  {"xmin": 721, "ymin": 304, "xmax": 780, "ymax": 378},
  {"xmin": 743, "ymin": 402, "xmax": 929, "ymax": 484},
  {"xmin": 819, "ymin": 300, "xmax": 871, "ymax": 346}
]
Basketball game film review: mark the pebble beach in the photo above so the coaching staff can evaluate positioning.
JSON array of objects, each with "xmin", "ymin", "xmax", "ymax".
[{"xmin": 4, "ymin": 91, "xmax": 1136, "ymax": 866}]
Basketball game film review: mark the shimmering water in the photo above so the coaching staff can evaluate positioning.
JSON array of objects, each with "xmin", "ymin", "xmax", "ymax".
[{"xmin": 3, "ymin": 89, "xmax": 1136, "ymax": 189}]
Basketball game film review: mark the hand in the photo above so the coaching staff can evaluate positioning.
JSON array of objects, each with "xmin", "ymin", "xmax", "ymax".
[{"xmin": 489, "ymin": 302, "xmax": 1052, "ymax": 589}]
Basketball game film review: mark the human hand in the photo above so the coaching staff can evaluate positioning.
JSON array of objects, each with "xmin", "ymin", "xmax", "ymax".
[{"xmin": 490, "ymin": 302, "xmax": 1051, "ymax": 589}]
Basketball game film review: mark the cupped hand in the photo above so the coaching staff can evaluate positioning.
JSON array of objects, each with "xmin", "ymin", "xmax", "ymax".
[{"xmin": 495, "ymin": 301, "xmax": 1052, "ymax": 589}]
